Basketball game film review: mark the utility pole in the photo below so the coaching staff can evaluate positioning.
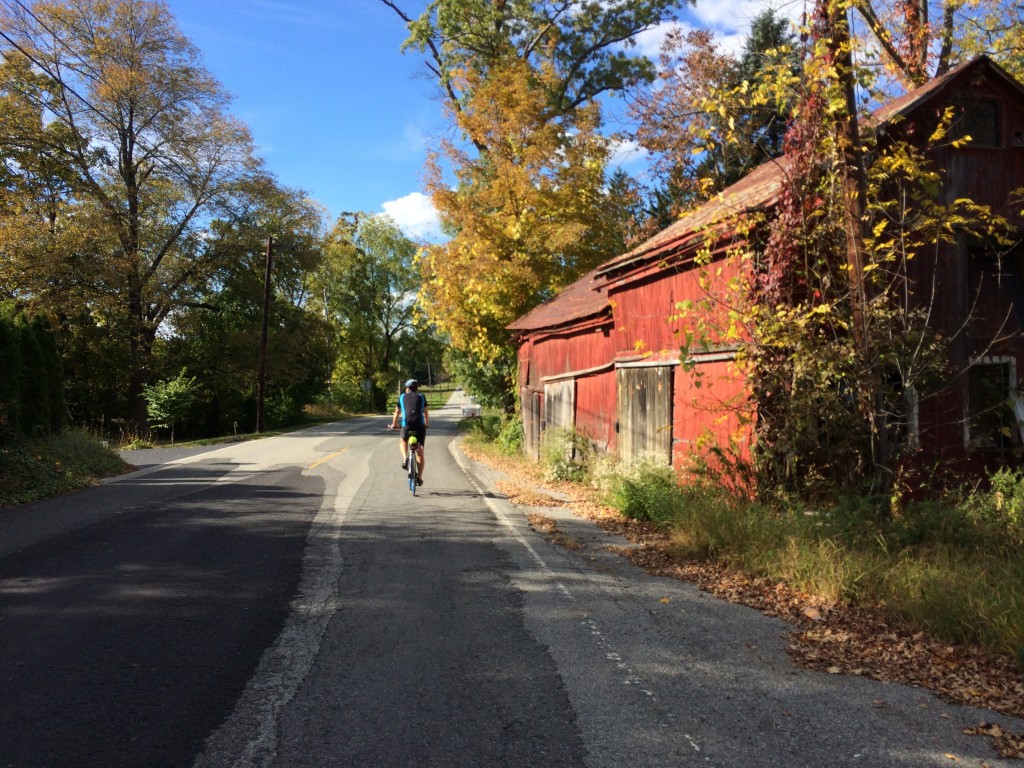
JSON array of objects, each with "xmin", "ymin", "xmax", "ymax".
[{"xmin": 257, "ymin": 235, "xmax": 274, "ymax": 433}]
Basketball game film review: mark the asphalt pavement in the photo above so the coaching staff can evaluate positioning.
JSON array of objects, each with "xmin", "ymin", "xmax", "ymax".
[{"xmin": 2, "ymin": 391, "xmax": 1023, "ymax": 767}]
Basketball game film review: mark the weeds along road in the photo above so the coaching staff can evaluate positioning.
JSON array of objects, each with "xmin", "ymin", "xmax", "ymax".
[{"xmin": 0, "ymin": 394, "xmax": 1021, "ymax": 767}]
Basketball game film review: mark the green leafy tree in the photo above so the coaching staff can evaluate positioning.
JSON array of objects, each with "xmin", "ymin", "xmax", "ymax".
[
  {"xmin": 312, "ymin": 213, "xmax": 422, "ymax": 411},
  {"xmin": 0, "ymin": 304, "xmax": 23, "ymax": 440},
  {"xmin": 143, "ymin": 370, "xmax": 198, "ymax": 445},
  {"xmin": 0, "ymin": 305, "xmax": 65, "ymax": 440},
  {"xmin": 161, "ymin": 179, "xmax": 331, "ymax": 434}
]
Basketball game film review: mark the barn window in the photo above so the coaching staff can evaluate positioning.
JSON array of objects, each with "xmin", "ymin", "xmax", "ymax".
[
  {"xmin": 965, "ymin": 356, "xmax": 1023, "ymax": 450},
  {"xmin": 951, "ymin": 98, "xmax": 1002, "ymax": 148}
]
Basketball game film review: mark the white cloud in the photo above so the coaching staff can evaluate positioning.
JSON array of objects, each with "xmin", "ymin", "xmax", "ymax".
[
  {"xmin": 632, "ymin": 20, "xmax": 684, "ymax": 59},
  {"xmin": 629, "ymin": 1, "xmax": 803, "ymax": 61},
  {"xmin": 691, "ymin": 0, "xmax": 804, "ymax": 37},
  {"xmin": 609, "ymin": 138, "xmax": 649, "ymax": 167},
  {"xmin": 382, "ymin": 192, "xmax": 443, "ymax": 241}
]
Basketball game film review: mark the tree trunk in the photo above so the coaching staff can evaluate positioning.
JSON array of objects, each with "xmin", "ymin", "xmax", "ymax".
[{"xmin": 830, "ymin": 0, "xmax": 893, "ymax": 485}]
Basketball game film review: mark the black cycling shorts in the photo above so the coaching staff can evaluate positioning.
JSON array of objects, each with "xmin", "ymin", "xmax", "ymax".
[{"xmin": 401, "ymin": 426, "xmax": 426, "ymax": 446}]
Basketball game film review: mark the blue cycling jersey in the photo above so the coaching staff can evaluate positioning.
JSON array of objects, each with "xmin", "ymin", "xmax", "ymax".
[{"xmin": 399, "ymin": 391, "xmax": 426, "ymax": 428}]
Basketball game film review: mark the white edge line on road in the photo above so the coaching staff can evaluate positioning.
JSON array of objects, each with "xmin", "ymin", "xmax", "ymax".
[{"xmin": 447, "ymin": 439, "xmax": 672, "ymax": 712}]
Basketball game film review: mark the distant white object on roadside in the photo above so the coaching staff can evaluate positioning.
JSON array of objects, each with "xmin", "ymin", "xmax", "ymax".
[{"xmin": 461, "ymin": 404, "xmax": 482, "ymax": 417}]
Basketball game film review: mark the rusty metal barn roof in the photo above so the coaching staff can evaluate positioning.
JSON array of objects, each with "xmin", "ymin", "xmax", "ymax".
[{"xmin": 506, "ymin": 265, "xmax": 609, "ymax": 332}]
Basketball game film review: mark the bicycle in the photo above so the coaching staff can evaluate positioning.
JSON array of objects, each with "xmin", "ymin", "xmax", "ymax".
[
  {"xmin": 387, "ymin": 422, "xmax": 423, "ymax": 495},
  {"xmin": 406, "ymin": 435, "xmax": 421, "ymax": 495}
]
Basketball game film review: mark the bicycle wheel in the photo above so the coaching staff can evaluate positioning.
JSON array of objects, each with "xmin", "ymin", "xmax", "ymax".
[{"xmin": 407, "ymin": 437, "xmax": 418, "ymax": 495}]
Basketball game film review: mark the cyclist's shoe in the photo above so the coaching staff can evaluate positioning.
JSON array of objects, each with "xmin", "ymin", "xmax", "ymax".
[
  {"xmin": 416, "ymin": 476, "xmax": 424, "ymax": 486},
  {"xmin": 401, "ymin": 459, "xmax": 409, "ymax": 470}
]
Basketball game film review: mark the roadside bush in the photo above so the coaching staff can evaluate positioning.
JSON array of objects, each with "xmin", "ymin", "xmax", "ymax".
[
  {"xmin": 468, "ymin": 413, "xmax": 503, "ymax": 441},
  {"xmin": 0, "ymin": 430, "xmax": 128, "ymax": 507},
  {"xmin": 496, "ymin": 416, "xmax": 524, "ymax": 455},
  {"xmin": 605, "ymin": 457, "xmax": 683, "ymax": 526},
  {"xmin": 540, "ymin": 428, "xmax": 592, "ymax": 483},
  {"xmin": 958, "ymin": 467, "xmax": 1024, "ymax": 549}
]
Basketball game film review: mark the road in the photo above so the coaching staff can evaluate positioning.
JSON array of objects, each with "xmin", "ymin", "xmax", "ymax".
[{"xmin": 1, "ymin": 393, "xmax": 1021, "ymax": 767}]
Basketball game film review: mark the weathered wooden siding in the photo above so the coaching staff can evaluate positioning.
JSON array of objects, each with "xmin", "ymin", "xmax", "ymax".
[
  {"xmin": 543, "ymin": 379, "xmax": 575, "ymax": 432},
  {"xmin": 522, "ymin": 387, "xmax": 542, "ymax": 461},
  {"xmin": 576, "ymin": 371, "xmax": 617, "ymax": 453},
  {"xmin": 673, "ymin": 358, "xmax": 752, "ymax": 469}
]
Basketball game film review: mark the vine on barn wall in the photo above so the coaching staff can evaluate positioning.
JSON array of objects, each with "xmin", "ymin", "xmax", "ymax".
[{"xmin": 673, "ymin": 0, "xmax": 1015, "ymax": 503}]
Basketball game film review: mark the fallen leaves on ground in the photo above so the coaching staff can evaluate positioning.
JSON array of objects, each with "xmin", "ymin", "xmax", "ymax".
[
  {"xmin": 463, "ymin": 441, "xmax": 1024, "ymax": 758},
  {"xmin": 964, "ymin": 723, "xmax": 1024, "ymax": 759},
  {"xmin": 526, "ymin": 512, "xmax": 584, "ymax": 550},
  {"xmin": 496, "ymin": 480, "xmax": 562, "ymax": 507}
]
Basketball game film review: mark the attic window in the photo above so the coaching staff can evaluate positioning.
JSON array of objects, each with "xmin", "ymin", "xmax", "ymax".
[{"xmin": 951, "ymin": 98, "xmax": 1002, "ymax": 148}]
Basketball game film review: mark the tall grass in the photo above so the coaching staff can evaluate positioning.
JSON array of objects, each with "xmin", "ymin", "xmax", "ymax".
[{"xmin": 598, "ymin": 456, "xmax": 1024, "ymax": 666}]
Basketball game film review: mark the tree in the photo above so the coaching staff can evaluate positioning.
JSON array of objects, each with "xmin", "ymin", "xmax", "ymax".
[
  {"xmin": 383, "ymin": 0, "xmax": 687, "ymax": 129},
  {"xmin": 630, "ymin": 11, "xmax": 798, "ymax": 216},
  {"xmin": 142, "ymin": 369, "xmax": 197, "ymax": 445},
  {"xmin": 0, "ymin": 303, "xmax": 64, "ymax": 441},
  {"xmin": 161, "ymin": 178, "xmax": 332, "ymax": 435},
  {"xmin": 420, "ymin": 57, "xmax": 627, "ymax": 366},
  {"xmin": 0, "ymin": 0, "xmax": 260, "ymax": 429},
  {"xmin": 849, "ymin": 0, "xmax": 1024, "ymax": 85},
  {"xmin": 382, "ymin": 0, "xmax": 689, "ymax": 406},
  {"xmin": 312, "ymin": 213, "xmax": 421, "ymax": 412}
]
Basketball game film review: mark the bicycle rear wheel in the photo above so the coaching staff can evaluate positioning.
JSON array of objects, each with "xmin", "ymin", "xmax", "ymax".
[
  {"xmin": 408, "ymin": 455, "xmax": 417, "ymax": 495},
  {"xmin": 407, "ymin": 439, "xmax": 418, "ymax": 495}
]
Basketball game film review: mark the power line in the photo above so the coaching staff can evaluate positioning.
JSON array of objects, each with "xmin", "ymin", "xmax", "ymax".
[
  {"xmin": 4, "ymin": 0, "xmax": 104, "ymax": 84},
  {"xmin": 0, "ymin": 1, "xmax": 115, "ymax": 134}
]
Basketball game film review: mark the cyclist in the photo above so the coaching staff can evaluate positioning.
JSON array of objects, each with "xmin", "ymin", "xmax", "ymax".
[{"xmin": 389, "ymin": 378, "xmax": 429, "ymax": 485}]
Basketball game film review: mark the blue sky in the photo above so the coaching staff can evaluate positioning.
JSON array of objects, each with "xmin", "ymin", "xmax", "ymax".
[
  {"xmin": 165, "ymin": 1, "xmax": 777, "ymax": 240},
  {"xmin": 167, "ymin": 1, "xmax": 445, "ymax": 237}
]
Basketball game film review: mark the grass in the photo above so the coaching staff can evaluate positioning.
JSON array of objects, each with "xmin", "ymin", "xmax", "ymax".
[
  {"xmin": 0, "ymin": 430, "xmax": 131, "ymax": 507},
  {"xmin": 385, "ymin": 382, "xmax": 460, "ymax": 414},
  {"xmin": 598, "ymin": 458, "xmax": 1024, "ymax": 668}
]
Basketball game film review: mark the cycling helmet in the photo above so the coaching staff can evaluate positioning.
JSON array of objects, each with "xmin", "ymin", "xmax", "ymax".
[{"xmin": 404, "ymin": 379, "xmax": 419, "ymax": 390}]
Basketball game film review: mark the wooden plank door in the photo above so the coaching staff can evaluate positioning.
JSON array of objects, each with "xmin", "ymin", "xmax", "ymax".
[{"xmin": 616, "ymin": 366, "xmax": 673, "ymax": 465}]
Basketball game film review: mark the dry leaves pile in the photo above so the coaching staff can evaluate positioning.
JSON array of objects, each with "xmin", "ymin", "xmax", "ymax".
[{"xmin": 463, "ymin": 443, "xmax": 1024, "ymax": 759}]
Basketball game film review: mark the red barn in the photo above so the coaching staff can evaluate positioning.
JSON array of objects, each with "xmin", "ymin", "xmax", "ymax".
[{"xmin": 509, "ymin": 56, "xmax": 1024, "ymax": 481}]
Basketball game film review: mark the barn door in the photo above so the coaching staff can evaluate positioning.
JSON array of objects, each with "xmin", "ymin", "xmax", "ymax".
[
  {"xmin": 523, "ymin": 389, "xmax": 542, "ymax": 461},
  {"xmin": 616, "ymin": 366, "xmax": 673, "ymax": 465},
  {"xmin": 543, "ymin": 379, "xmax": 576, "ymax": 433}
]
